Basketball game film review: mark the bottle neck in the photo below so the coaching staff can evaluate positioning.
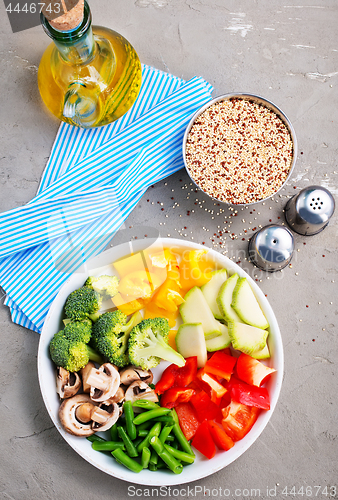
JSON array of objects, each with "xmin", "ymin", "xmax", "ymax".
[
  {"xmin": 41, "ymin": 1, "xmax": 95, "ymax": 65},
  {"xmin": 54, "ymin": 25, "xmax": 95, "ymax": 64}
]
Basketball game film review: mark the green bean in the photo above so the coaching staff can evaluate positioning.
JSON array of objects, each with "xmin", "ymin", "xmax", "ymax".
[
  {"xmin": 141, "ymin": 447, "xmax": 151, "ymax": 469},
  {"xmin": 110, "ymin": 423, "xmax": 118, "ymax": 441},
  {"xmin": 159, "ymin": 425, "xmax": 173, "ymax": 444},
  {"xmin": 117, "ymin": 426, "xmax": 138, "ymax": 458},
  {"xmin": 172, "ymin": 408, "xmax": 179, "ymax": 425},
  {"xmin": 123, "ymin": 401, "xmax": 137, "ymax": 441},
  {"xmin": 133, "ymin": 408, "xmax": 171, "ymax": 425},
  {"xmin": 171, "ymin": 439, "xmax": 179, "ymax": 450},
  {"xmin": 172, "ymin": 422, "xmax": 193, "ymax": 455},
  {"xmin": 92, "ymin": 441, "xmax": 125, "ymax": 452},
  {"xmin": 118, "ymin": 416, "xmax": 126, "ymax": 427},
  {"xmin": 150, "ymin": 448, "xmax": 158, "ymax": 465},
  {"xmin": 171, "ymin": 410, "xmax": 194, "ymax": 455},
  {"xmin": 111, "ymin": 448, "xmax": 143, "ymax": 473},
  {"xmin": 166, "ymin": 435, "xmax": 174, "ymax": 442},
  {"xmin": 164, "ymin": 444, "xmax": 195, "ymax": 464},
  {"xmin": 86, "ymin": 434, "xmax": 106, "ymax": 443},
  {"xmin": 132, "ymin": 400, "xmax": 160, "ymax": 410},
  {"xmin": 149, "ymin": 457, "xmax": 165, "ymax": 470},
  {"xmin": 150, "ymin": 436, "xmax": 183, "ymax": 474},
  {"xmin": 156, "ymin": 458, "xmax": 166, "ymax": 469},
  {"xmin": 137, "ymin": 420, "xmax": 152, "ymax": 432},
  {"xmin": 153, "ymin": 416, "xmax": 175, "ymax": 424},
  {"xmin": 138, "ymin": 429, "xmax": 148, "ymax": 437},
  {"xmin": 133, "ymin": 437, "xmax": 143, "ymax": 449},
  {"xmin": 137, "ymin": 422, "xmax": 161, "ymax": 453}
]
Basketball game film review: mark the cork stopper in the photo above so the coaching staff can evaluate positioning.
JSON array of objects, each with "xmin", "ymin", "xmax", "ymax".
[{"xmin": 48, "ymin": 0, "xmax": 84, "ymax": 31}]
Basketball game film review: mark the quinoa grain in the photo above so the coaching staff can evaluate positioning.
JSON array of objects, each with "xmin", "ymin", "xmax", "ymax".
[{"xmin": 185, "ymin": 98, "xmax": 293, "ymax": 204}]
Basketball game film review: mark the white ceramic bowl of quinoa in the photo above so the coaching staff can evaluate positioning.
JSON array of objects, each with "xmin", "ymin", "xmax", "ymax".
[{"xmin": 183, "ymin": 93, "xmax": 297, "ymax": 205}]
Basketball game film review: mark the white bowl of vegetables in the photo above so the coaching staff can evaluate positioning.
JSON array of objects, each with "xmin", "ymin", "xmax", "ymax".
[{"xmin": 38, "ymin": 238, "xmax": 283, "ymax": 486}]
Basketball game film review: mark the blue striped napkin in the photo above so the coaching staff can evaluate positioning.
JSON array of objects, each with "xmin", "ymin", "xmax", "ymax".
[{"xmin": 0, "ymin": 65, "xmax": 213, "ymax": 332}]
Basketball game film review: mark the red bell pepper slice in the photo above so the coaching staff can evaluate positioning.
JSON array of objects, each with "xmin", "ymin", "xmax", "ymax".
[
  {"xmin": 221, "ymin": 400, "xmax": 259, "ymax": 441},
  {"xmin": 190, "ymin": 374, "xmax": 223, "ymax": 404},
  {"xmin": 155, "ymin": 357, "xmax": 198, "ymax": 395},
  {"xmin": 236, "ymin": 353, "xmax": 276, "ymax": 387},
  {"xmin": 204, "ymin": 351, "xmax": 237, "ymax": 381},
  {"xmin": 155, "ymin": 364, "xmax": 178, "ymax": 394},
  {"xmin": 160, "ymin": 387, "xmax": 196, "ymax": 409},
  {"xmin": 174, "ymin": 356, "xmax": 198, "ymax": 387},
  {"xmin": 210, "ymin": 390, "xmax": 223, "ymax": 405},
  {"xmin": 219, "ymin": 390, "xmax": 231, "ymax": 409},
  {"xmin": 227, "ymin": 377, "xmax": 270, "ymax": 410},
  {"xmin": 196, "ymin": 368, "xmax": 227, "ymax": 398},
  {"xmin": 206, "ymin": 347, "xmax": 231, "ymax": 360},
  {"xmin": 187, "ymin": 378, "xmax": 202, "ymax": 392},
  {"xmin": 175, "ymin": 402, "xmax": 200, "ymax": 441},
  {"xmin": 191, "ymin": 420, "xmax": 216, "ymax": 459},
  {"xmin": 190, "ymin": 390, "xmax": 223, "ymax": 423},
  {"xmin": 207, "ymin": 420, "xmax": 234, "ymax": 451},
  {"xmin": 220, "ymin": 347, "xmax": 232, "ymax": 356}
]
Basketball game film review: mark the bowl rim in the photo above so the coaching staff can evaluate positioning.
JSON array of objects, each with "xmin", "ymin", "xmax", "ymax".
[
  {"xmin": 38, "ymin": 237, "xmax": 284, "ymax": 486},
  {"xmin": 182, "ymin": 92, "xmax": 298, "ymax": 206}
]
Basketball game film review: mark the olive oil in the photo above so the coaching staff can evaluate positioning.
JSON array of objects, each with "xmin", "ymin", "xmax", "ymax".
[{"xmin": 38, "ymin": 1, "xmax": 142, "ymax": 128}]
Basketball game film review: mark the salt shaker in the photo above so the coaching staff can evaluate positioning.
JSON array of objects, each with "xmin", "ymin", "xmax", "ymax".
[{"xmin": 284, "ymin": 186, "xmax": 335, "ymax": 236}]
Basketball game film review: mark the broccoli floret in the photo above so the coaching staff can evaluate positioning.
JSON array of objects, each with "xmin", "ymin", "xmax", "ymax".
[
  {"xmin": 49, "ymin": 331, "xmax": 102, "ymax": 372},
  {"xmin": 85, "ymin": 275, "xmax": 119, "ymax": 297},
  {"xmin": 91, "ymin": 310, "xmax": 129, "ymax": 367},
  {"xmin": 64, "ymin": 286, "xmax": 102, "ymax": 321},
  {"xmin": 92, "ymin": 310, "xmax": 127, "ymax": 339},
  {"xmin": 63, "ymin": 318, "xmax": 92, "ymax": 343},
  {"xmin": 91, "ymin": 310, "xmax": 142, "ymax": 368},
  {"xmin": 128, "ymin": 318, "xmax": 185, "ymax": 371}
]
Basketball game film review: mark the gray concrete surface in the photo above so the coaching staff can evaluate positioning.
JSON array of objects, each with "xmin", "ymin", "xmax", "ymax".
[{"xmin": 0, "ymin": 0, "xmax": 337, "ymax": 499}]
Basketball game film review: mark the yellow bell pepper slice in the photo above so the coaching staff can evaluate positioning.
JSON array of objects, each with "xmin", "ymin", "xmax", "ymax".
[
  {"xmin": 145, "ymin": 249, "xmax": 168, "ymax": 269},
  {"xmin": 144, "ymin": 257, "xmax": 167, "ymax": 288},
  {"xmin": 143, "ymin": 301, "xmax": 178, "ymax": 328},
  {"xmin": 143, "ymin": 247, "xmax": 180, "ymax": 284},
  {"xmin": 118, "ymin": 270, "xmax": 163, "ymax": 301},
  {"xmin": 168, "ymin": 329, "xmax": 178, "ymax": 351},
  {"xmin": 111, "ymin": 293, "xmax": 145, "ymax": 315},
  {"xmin": 113, "ymin": 252, "xmax": 145, "ymax": 277},
  {"xmin": 164, "ymin": 249, "xmax": 181, "ymax": 281},
  {"xmin": 179, "ymin": 249, "xmax": 213, "ymax": 290},
  {"xmin": 152, "ymin": 278, "xmax": 184, "ymax": 313}
]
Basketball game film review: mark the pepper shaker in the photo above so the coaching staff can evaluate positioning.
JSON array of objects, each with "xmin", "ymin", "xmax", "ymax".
[{"xmin": 248, "ymin": 224, "xmax": 295, "ymax": 272}]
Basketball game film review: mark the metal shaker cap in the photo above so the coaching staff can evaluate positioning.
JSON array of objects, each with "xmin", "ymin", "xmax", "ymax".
[
  {"xmin": 248, "ymin": 224, "xmax": 294, "ymax": 272},
  {"xmin": 285, "ymin": 186, "xmax": 335, "ymax": 235}
]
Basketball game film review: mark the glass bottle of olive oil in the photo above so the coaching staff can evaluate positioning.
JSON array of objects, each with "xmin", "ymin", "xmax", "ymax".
[{"xmin": 38, "ymin": 0, "xmax": 142, "ymax": 128}]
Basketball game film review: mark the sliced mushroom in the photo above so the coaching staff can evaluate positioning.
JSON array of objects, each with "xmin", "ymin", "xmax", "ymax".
[
  {"xmin": 124, "ymin": 380, "xmax": 159, "ymax": 404},
  {"xmin": 86, "ymin": 363, "xmax": 120, "ymax": 402},
  {"xmin": 80, "ymin": 361, "xmax": 96, "ymax": 393},
  {"xmin": 59, "ymin": 394, "xmax": 97, "ymax": 437},
  {"xmin": 119, "ymin": 365, "xmax": 153, "ymax": 386},
  {"xmin": 56, "ymin": 367, "xmax": 81, "ymax": 399},
  {"xmin": 75, "ymin": 402, "xmax": 95, "ymax": 424},
  {"xmin": 105, "ymin": 386, "xmax": 125, "ymax": 416},
  {"xmin": 73, "ymin": 399, "xmax": 119, "ymax": 432},
  {"xmin": 106, "ymin": 386, "xmax": 125, "ymax": 405},
  {"xmin": 91, "ymin": 401, "xmax": 120, "ymax": 432}
]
